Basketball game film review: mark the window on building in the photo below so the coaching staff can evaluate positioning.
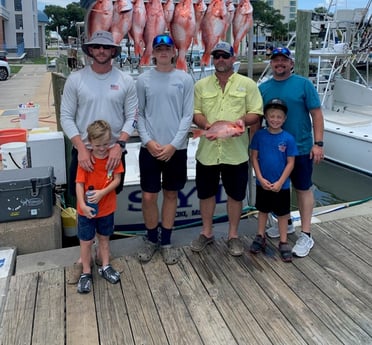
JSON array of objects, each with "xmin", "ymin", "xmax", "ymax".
[
  {"xmin": 14, "ymin": 0, "xmax": 22, "ymax": 11},
  {"xmin": 15, "ymin": 14, "xmax": 23, "ymax": 30},
  {"xmin": 16, "ymin": 33, "xmax": 24, "ymax": 45}
]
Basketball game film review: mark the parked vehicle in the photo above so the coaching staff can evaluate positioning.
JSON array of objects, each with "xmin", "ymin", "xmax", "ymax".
[{"xmin": 0, "ymin": 59, "xmax": 10, "ymax": 81}]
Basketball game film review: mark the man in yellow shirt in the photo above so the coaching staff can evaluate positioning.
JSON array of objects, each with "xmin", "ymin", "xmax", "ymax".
[{"xmin": 191, "ymin": 41, "xmax": 263, "ymax": 256}]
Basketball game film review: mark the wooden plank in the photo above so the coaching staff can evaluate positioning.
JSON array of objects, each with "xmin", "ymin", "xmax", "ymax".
[
  {"xmin": 190, "ymin": 240, "xmax": 306, "ymax": 345},
  {"xmin": 259, "ymin": 236, "xmax": 371, "ymax": 344},
  {"xmin": 32, "ymin": 269, "xmax": 65, "ymax": 345},
  {"xmin": 92, "ymin": 264, "xmax": 134, "ymax": 345},
  {"xmin": 121, "ymin": 256, "xmax": 169, "ymax": 345},
  {"xmin": 169, "ymin": 250, "xmax": 238, "ymax": 345},
  {"xmin": 305, "ymin": 227, "xmax": 372, "ymax": 309},
  {"xmin": 0, "ymin": 273, "xmax": 38, "ymax": 345},
  {"xmin": 142, "ymin": 251, "xmax": 203, "ymax": 345},
  {"xmin": 65, "ymin": 265, "xmax": 99, "ymax": 345}
]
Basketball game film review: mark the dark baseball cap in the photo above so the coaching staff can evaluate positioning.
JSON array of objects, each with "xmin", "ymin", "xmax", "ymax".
[
  {"xmin": 264, "ymin": 98, "xmax": 288, "ymax": 114},
  {"xmin": 270, "ymin": 47, "xmax": 292, "ymax": 60}
]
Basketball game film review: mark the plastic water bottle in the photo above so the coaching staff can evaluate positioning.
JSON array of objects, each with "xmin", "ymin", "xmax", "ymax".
[{"xmin": 85, "ymin": 185, "xmax": 98, "ymax": 216}]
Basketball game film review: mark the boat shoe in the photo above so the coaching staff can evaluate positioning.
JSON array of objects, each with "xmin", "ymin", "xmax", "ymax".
[
  {"xmin": 227, "ymin": 237, "xmax": 244, "ymax": 256},
  {"xmin": 190, "ymin": 234, "xmax": 215, "ymax": 252}
]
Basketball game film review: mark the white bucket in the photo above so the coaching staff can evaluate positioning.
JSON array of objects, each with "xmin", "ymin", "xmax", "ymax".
[
  {"xmin": 18, "ymin": 104, "xmax": 40, "ymax": 129},
  {"xmin": 0, "ymin": 142, "xmax": 28, "ymax": 170}
]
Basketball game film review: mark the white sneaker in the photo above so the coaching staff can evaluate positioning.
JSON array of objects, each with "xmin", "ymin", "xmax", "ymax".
[
  {"xmin": 266, "ymin": 223, "xmax": 295, "ymax": 238},
  {"xmin": 292, "ymin": 232, "xmax": 314, "ymax": 257}
]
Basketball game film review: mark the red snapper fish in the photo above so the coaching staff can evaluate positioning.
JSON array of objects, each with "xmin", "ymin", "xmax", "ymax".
[
  {"xmin": 224, "ymin": 0, "xmax": 235, "ymax": 40},
  {"xmin": 193, "ymin": 0, "xmax": 207, "ymax": 45},
  {"xmin": 110, "ymin": 0, "xmax": 133, "ymax": 44},
  {"xmin": 87, "ymin": 0, "xmax": 114, "ymax": 39},
  {"xmin": 141, "ymin": 0, "xmax": 166, "ymax": 66},
  {"xmin": 129, "ymin": 0, "xmax": 146, "ymax": 56},
  {"xmin": 200, "ymin": 0, "xmax": 228, "ymax": 66},
  {"xmin": 232, "ymin": 0, "xmax": 253, "ymax": 55},
  {"xmin": 170, "ymin": 0, "xmax": 196, "ymax": 71},
  {"xmin": 192, "ymin": 120, "xmax": 245, "ymax": 139},
  {"xmin": 163, "ymin": 0, "xmax": 175, "ymax": 32}
]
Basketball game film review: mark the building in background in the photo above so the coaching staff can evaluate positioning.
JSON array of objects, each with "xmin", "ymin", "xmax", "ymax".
[
  {"xmin": 0, "ymin": 0, "xmax": 48, "ymax": 58},
  {"xmin": 267, "ymin": 0, "xmax": 297, "ymax": 23}
]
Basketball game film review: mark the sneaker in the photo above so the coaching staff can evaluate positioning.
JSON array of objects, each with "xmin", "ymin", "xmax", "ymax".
[
  {"xmin": 266, "ymin": 223, "xmax": 295, "ymax": 238},
  {"xmin": 190, "ymin": 234, "xmax": 214, "ymax": 252},
  {"xmin": 279, "ymin": 242, "xmax": 293, "ymax": 262},
  {"xmin": 292, "ymin": 232, "xmax": 314, "ymax": 257},
  {"xmin": 77, "ymin": 273, "xmax": 93, "ymax": 294},
  {"xmin": 227, "ymin": 237, "xmax": 244, "ymax": 257},
  {"xmin": 98, "ymin": 264, "xmax": 121, "ymax": 284},
  {"xmin": 250, "ymin": 235, "xmax": 266, "ymax": 254},
  {"xmin": 138, "ymin": 238, "xmax": 159, "ymax": 262},
  {"xmin": 160, "ymin": 245, "xmax": 180, "ymax": 265}
]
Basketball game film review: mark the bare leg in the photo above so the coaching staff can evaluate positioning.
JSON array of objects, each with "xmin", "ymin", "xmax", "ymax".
[
  {"xmin": 80, "ymin": 239, "xmax": 93, "ymax": 274},
  {"xmin": 257, "ymin": 211, "xmax": 268, "ymax": 237},
  {"xmin": 278, "ymin": 214, "xmax": 289, "ymax": 243},
  {"xmin": 161, "ymin": 189, "xmax": 178, "ymax": 229},
  {"xmin": 200, "ymin": 196, "xmax": 216, "ymax": 238},
  {"xmin": 227, "ymin": 196, "xmax": 242, "ymax": 239},
  {"xmin": 96, "ymin": 234, "xmax": 110, "ymax": 267},
  {"xmin": 142, "ymin": 191, "xmax": 159, "ymax": 229},
  {"xmin": 295, "ymin": 188, "xmax": 314, "ymax": 233}
]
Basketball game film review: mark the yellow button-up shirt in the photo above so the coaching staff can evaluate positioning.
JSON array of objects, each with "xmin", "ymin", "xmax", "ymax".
[{"xmin": 194, "ymin": 73, "xmax": 263, "ymax": 165}]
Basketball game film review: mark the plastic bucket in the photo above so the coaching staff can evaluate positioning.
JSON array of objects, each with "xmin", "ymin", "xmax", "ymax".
[
  {"xmin": 0, "ymin": 128, "xmax": 27, "ymax": 160},
  {"xmin": 0, "ymin": 142, "xmax": 28, "ymax": 170},
  {"xmin": 18, "ymin": 104, "xmax": 40, "ymax": 129},
  {"xmin": 61, "ymin": 207, "xmax": 77, "ymax": 237}
]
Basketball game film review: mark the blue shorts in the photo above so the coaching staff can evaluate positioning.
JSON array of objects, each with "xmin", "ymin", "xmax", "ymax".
[
  {"xmin": 196, "ymin": 160, "xmax": 248, "ymax": 201},
  {"xmin": 139, "ymin": 147, "xmax": 187, "ymax": 193},
  {"xmin": 290, "ymin": 154, "xmax": 313, "ymax": 191},
  {"xmin": 77, "ymin": 213, "xmax": 114, "ymax": 241},
  {"xmin": 255, "ymin": 185, "xmax": 290, "ymax": 216}
]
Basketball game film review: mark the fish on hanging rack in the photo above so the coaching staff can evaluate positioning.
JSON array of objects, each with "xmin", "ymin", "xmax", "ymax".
[
  {"xmin": 129, "ymin": 0, "xmax": 147, "ymax": 56},
  {"xmin": 193, "ymin": 0, "xmax": 207, "ymax": 46},
  {"xmin": 110, "ymin": 0, "xmax": 133, "ymax": 45},
  {"xmin": 232, "ymin": 0, "xmax": 253, "ymax": 55},
  {"xmin": 163, "ymin": 0, "xmax": 175, "ymax": 32},
  {"xmin": 87, "ymin": 0, "xmax": 114, "ymax": 39},
  {"xmin": 223, "ymin": 0, "xmax": 236, "ymax": 40},
  {"xmin": 200, "ymin": 0, "xmax": 228, "ymax": 66},
  {"xmin": 170, "ymin": 0, "xmax": 196, "ymax": 71},
  {"xmin": 140, "ymin": 0, "xmax": 166, "ymax": 66}
]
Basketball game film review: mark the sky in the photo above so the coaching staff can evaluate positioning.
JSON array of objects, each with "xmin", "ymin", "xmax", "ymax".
[{"xmin": 38, "ymin": 0, "xmax": 370, "ymax": 11}]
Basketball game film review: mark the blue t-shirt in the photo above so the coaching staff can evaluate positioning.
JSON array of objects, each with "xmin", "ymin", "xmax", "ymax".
[
  {"xmin": 259, "ymin": 74, "xmax": 321, "ymax": 155},
  {"xmin": 250, "ymin": 128, "xmax": 298, "ymax": 189}
]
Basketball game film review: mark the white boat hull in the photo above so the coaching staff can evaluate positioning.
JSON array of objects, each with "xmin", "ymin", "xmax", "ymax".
[{"xmin": 114, "ymin": 138, "xmax": 250, "ymax": 230}]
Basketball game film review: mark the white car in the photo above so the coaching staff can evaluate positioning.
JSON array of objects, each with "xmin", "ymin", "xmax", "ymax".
[{"xmin": 0, "ymin": 59, "xmax": 10, "ymax": 81}]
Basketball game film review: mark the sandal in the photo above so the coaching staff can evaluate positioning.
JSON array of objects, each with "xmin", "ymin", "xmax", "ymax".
[
  {"xmin": 279, "ymin": 242, "xmax": 293, "ymax": 262},
  {"xmin": 138, "ymin": 238, "xmax": 159, "ymax": 263},
  {"xmin": 160, "ymin": 245, "xmax": 180, "ymax": 265}
]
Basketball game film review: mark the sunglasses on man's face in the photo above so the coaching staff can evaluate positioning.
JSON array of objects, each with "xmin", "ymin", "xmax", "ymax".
[
  {"xmin": 212, "ymin": 52, "xmax": 231, "ymax": 60},
  {"xmin": 91, "ymin": 44, "xmax": 113, "ymax": 50}
]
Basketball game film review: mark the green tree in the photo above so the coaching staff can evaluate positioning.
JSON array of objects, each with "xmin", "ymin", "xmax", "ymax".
[{"xmin": 44, "ymin": 2, "xmax": 85, "ymax": 42}]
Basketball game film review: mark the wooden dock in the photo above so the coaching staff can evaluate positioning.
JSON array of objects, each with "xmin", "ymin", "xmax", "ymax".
[{"xmin": 0, "ymin": 214, "xmax": 371, "ymax": 345}]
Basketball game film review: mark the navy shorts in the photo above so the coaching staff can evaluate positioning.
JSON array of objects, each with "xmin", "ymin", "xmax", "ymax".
[
  {"xmin": 255, "ymin": 185, "xmax": 291, "ymax": 216},
  {"xmin": 69, "ymin": 147, "xmax": 126, "ymax": 197},
  {"xmin": 77, "ymin": 213, "xmax": 115, "ymax": 241},
  {"xmin": 139, "ymin": 147, "xmax": 187, "ymax": 193},
  {"xmin": 196, "ymin": 160, "xmax": 248, "ymax": 201},
  {"xmin": 290, "ymin": 154, "xmax": 313, "ymax": 191}
]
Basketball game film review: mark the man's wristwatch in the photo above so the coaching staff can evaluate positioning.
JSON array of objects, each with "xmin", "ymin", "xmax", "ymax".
[
  {"xmin": 116, "ymin": 140, "xmax": 126, "ymax": 150},
  {"xmin": 314, "ymin": 141, "xmax": 324, "ymax": 147}
]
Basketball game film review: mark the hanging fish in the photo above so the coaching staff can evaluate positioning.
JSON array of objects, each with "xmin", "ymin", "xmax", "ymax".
[
  {"xmin": 193, "ymin": 0, "xmax": 207, "ymax": 46},
  {"xmin": 110, "ymin": 0, "xmax": 133, "ymax": 45},
  {"xmin": 163, "ymin": 0, "xmax": 175, "ymax": 32},
  {"xmin": 232, "ymin": 0, "xmax": 253, "ymax": 55},
  {"xmin": 170, "ymin": 0, "xmax": 196, "ymax": 71},
  {"xmin": 129, "ymin": 0, "xmax": 147, "ymax": 56},
  {"xmin": 87, "ymin": 0, "xmax": 114, "ymax": 39},
  {"xmin": 141, "ymin": 0, "xmax": 166, "ymax": 66},
  {"xmin": 200, "ymin": 0, "xmax": 228, "ymax": 66}
]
